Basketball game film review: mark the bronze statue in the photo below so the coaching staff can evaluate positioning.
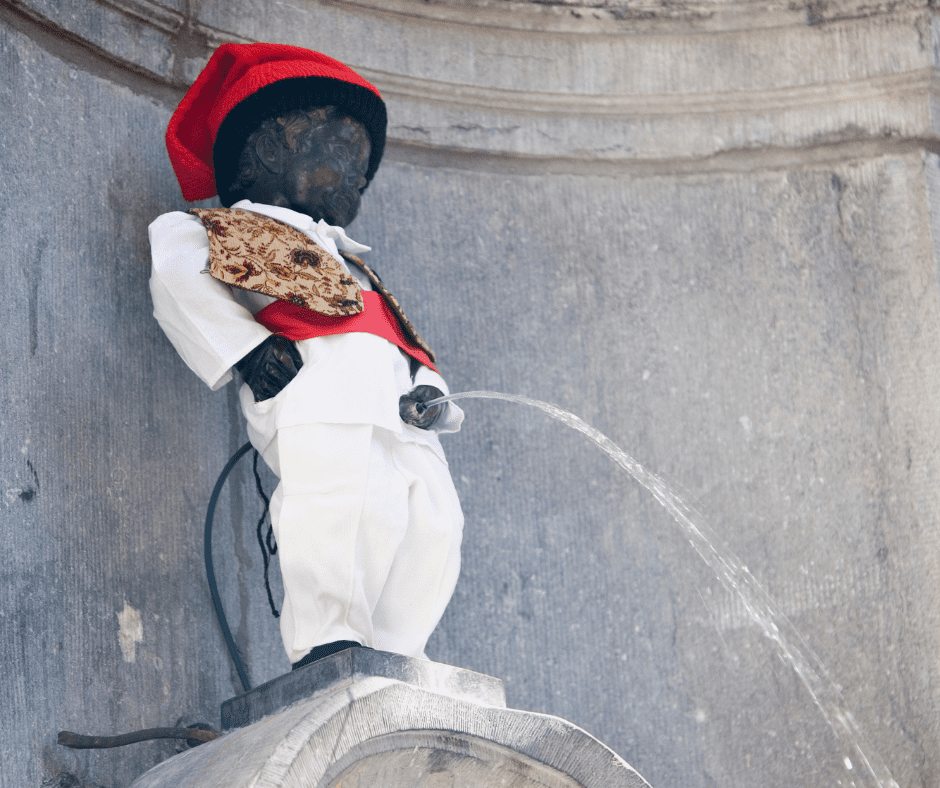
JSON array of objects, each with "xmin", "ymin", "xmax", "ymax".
[{"xmin": 150, "ymin": 43, "xmax": 464, "ymax": 670}]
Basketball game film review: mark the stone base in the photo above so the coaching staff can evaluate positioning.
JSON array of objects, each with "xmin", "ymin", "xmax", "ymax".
[
  {"xmin": 130, "ymin": 649, "xmax": 652, "ymax": 788},
  {"xmin": 221, "ymin": 647, "xmax": 508, "ymax": 729}
]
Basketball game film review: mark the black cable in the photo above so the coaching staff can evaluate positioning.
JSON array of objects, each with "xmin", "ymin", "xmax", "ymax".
[
  {"xmin": 56, "ymin": 443, "xmax": 261, "ymax": 753},
  {"xmin": 252, "ymin": 450, "xmax": 280, "ymax": 618},
  {"xmin": 58, "ymin": 727, "xmax": 219, "ymax": 749},
  {"xmin": 205, "ymin": 441, "xmax": 254, "ymax": 694}
]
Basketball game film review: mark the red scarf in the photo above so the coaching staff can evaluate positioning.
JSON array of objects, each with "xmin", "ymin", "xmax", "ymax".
[{"xmin": 254, "ymin": 291, "xmax": 439, "ymax": 373}]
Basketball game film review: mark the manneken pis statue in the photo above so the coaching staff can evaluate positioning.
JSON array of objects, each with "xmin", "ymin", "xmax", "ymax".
[{"xmin": 149, "ymin": 43, "xmax": 464, "ymax": 670}]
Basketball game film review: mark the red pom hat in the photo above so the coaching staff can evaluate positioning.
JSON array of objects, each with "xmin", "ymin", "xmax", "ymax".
[{"xmin": 166, "ymin": 43, "xmax": 387, "ymax": 205}]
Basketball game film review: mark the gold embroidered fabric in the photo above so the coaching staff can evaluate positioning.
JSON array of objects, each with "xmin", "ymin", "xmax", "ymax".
[
  {"xmin": 190, "ymin": 208, "xmax": 436, "ymax": 364},
  {"xmin": 190, "ymin": 208, "xmax": 363, "ymax": 316}
]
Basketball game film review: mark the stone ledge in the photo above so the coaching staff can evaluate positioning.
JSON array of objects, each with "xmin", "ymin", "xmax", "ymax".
[
  {"xmin": 221, "ymin": 648, "xmax": 507, "ymax": 730},
  {"xmin": 9, "ymin": 0, "xmax": 940, "ymax": 165},
  {"xmin": 132, "ymin": 657, "xmax": 652, "ymax": 788}
]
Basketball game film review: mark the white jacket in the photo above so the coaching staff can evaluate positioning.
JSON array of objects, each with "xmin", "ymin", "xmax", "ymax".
[{"xmin": 149, "ymin": 200, "xmax": 462, "ymax": 458}]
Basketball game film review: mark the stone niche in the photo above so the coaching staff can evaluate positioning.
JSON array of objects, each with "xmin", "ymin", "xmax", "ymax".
[{"xmin": 4, "ymin": 1, "xmax": 940, "ymax": 788}]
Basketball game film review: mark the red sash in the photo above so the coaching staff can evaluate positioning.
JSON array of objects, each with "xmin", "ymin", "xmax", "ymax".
[{"xmin": 254, "ymin": 291, "xmax": 439, "ymax": 374}]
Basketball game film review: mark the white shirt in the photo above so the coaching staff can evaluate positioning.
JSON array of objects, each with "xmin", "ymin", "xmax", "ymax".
[{"xmin": 149, "ymin": 200, "xmax": 462, "ymax": 456}]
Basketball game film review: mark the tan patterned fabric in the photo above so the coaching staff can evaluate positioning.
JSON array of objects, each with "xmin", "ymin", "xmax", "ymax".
[
  {"xmin": 190, "ymin": 208, "xmax": 363, "ymax": 316},
  {"xmin": 190, "ymin": 208, "xmax": 436, "ymax": 363}
]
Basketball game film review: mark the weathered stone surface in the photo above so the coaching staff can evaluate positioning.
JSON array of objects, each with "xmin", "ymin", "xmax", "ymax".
[
  {"xmin": 4, "ymin": 2, "xmax": 940, "ymax": 788},
  {"xmin": 221, "ymin": 647, "xmax": 508, "ymax": 729},
  {"xmin": 8, "ymin": 0, "xmax": 940, "ymax": 163},
  {"xmin": 131, "ymin": 655, "xmax": 651, "ymax": 788}
]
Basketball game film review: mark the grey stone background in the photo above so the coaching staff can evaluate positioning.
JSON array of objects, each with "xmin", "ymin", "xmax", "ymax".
[{"xmin": 3, "ymin": 1, "xmax": 940, "ymax": 787}]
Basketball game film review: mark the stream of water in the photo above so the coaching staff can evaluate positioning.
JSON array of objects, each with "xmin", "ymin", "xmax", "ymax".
[{"xmin": 426, "ymin": 390, "xmax": 899, "ymax": 788}]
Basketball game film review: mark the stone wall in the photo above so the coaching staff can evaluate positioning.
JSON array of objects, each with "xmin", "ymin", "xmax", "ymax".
[{"xmin": 2, "ymin": 1, "xmax": 940, "ymax": 787}]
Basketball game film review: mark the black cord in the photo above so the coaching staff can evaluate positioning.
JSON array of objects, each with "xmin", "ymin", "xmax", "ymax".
[
  {"xmin": 58, "ymin": 727, "xmax": 219, "ymax": 749},
  {"xmin": 252, "ymin": 450, "xmax": 280, "ymax": 618},
  {"xmin": 55, "ymin": 446, "xmax": 258, "ymax": 751},
  {"xmin": 56, "ymin": 443, "xmax": 264, "ymax": 751},
  {"xmin": 204, "ymin": 441, "xmax": 254, "ymax": 694}
]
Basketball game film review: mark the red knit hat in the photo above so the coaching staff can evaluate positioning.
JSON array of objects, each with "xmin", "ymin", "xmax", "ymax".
[{"xmin": 166, "ymin": 43, "xmax": 387, "ymax": 205}]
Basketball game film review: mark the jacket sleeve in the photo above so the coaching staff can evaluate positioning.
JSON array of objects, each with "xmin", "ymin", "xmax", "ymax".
[
  {"xmin": 413, "ymin": 363, "xmax": 464, "ymax": 434},
  {"xmin": 149, "ymin": 210, "xmax": 272, "ymax": 390}
]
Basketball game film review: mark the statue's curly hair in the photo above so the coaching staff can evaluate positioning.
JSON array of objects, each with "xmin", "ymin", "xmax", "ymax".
[{"xmin": 228, "ymin": 106, "xmax": 339, "ymax": 202}]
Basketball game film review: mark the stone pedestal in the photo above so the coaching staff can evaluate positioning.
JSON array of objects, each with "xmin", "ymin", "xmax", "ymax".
[{"xmin": 130, "ymin": 649, "xmax": 652, "ymax": 788}]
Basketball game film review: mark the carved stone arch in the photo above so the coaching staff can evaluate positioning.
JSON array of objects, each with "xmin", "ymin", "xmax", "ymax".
[
  {"xmin": 6, "ymin": 0, "xmax": 934, "ymax": 172},
  {"xmin": 319, "ymin": 731, "xmax": 587, "ymax": 788}
]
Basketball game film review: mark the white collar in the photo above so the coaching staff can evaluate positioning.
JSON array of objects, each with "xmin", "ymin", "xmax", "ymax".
[{"xmin": 229, "ymin": 200, "xmax": 372, "ymax": 257}]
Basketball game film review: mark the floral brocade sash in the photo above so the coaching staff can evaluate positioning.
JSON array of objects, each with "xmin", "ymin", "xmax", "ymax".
[{"xmin": 190, "ymin": 208, "xmax": 436, "ymax": 365}]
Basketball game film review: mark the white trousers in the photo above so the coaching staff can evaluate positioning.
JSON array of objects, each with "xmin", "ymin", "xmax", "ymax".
[{"xmin": 258, "ymin": 423, "xmax": 464, "ymax": 663}]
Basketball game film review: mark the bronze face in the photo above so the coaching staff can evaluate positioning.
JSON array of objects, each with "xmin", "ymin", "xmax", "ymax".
[
  {"xmin": 242, "ymin": 108, "xmax": 372, "ymax": 227},
  {"xmin": 280, "ymin": 113, "xmax": 371, "ymax": 227}
]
